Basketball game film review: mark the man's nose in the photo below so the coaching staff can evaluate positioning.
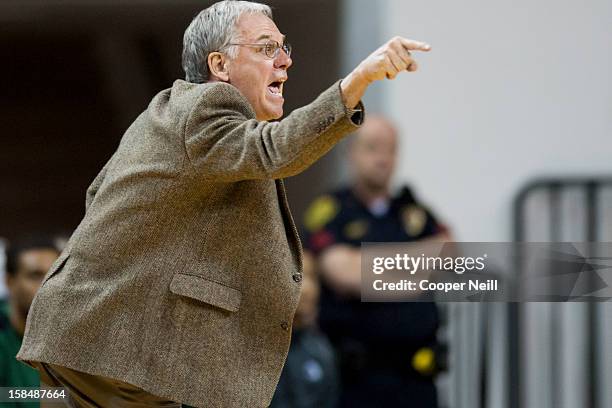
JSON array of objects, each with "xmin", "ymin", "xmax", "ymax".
[
  {"xmin": 376, "ymin": 157, "xmax": 392, "ymax": 168},
  {"xmin": 274, "ymin": 49, "xmax": 292, "ymax": 70}
]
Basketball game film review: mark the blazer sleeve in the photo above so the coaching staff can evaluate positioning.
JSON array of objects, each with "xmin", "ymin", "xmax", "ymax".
[
  {"xmin": 183, "ymin": 80, "xmax": 364, "ymax": 182},
  {"xmin": 85, "ymin": 153, "xmax": 116, "ymax": 212}
]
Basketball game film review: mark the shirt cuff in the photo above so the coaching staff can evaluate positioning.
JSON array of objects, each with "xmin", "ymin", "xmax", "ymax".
[
  {"xmin": 338, "ymin": 78, "xmax": 366, "ymax": 126},
  {"xmin": 348, "ymin": 101, "xmax": 365, "ymax": 125}
]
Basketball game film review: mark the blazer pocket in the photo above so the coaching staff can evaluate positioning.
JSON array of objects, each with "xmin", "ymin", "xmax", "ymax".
[
  {"xmin": 41, "ymin": 251, "xmax": 70, "ymax": 286},
  {"xmin": 169, "ymin": 273, "xmax": 241, "ymax": 313}
]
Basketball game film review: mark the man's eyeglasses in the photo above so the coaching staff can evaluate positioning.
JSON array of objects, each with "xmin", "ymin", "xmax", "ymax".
[{"xmin": 227, "ymin": 39, "xmax": 292, "ymax": 59}]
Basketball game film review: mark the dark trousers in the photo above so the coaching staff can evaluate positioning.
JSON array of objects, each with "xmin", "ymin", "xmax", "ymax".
[
  {"xmin": 339, "ymin": 368, "xmax": 437, "ymax": 408},
  {"xmin": 32, "ymin": 362, "xmax": 181, "ymax": 408}
]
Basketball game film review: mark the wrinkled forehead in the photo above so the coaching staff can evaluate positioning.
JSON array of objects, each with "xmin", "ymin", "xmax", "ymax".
[{"xmin": 235, "ymin": 12, "xmax": 285, "ymax": 43}]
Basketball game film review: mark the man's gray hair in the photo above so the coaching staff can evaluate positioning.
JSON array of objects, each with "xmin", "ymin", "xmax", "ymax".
[{"xmin": 182, "ymin": 1, "xmax": 273, "ymax": 83}]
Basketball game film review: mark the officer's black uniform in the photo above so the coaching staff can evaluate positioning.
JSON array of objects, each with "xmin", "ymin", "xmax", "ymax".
[
  {"xmin": 270, "ymin": 328, "xmax": 340, "ymax": 408},
  {"xmin": 303, "ymin": 186, "xmax": 445, "ymax": 408}
]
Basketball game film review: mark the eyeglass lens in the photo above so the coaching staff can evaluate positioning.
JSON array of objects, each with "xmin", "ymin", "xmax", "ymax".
[{"xmin": 266, "ymin": 40, "xmax": 291, "ymax": 58}]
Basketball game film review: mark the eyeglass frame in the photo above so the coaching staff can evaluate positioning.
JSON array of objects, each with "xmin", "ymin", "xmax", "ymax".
[{"xmin": 226, "ymin": 39, "xmax": 292, "ymax": 59}]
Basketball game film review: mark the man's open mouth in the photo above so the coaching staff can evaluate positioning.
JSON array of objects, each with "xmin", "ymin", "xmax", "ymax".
[{"xmin": 267, "ymin": 81, "xmax": 284, "ymax": 96}]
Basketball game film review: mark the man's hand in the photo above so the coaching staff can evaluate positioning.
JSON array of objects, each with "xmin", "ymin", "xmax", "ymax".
[
  {"xmin": 341, "ymin": 37, "xmax": 431, "ymax": 109},
  {"xmin": 357, "ymin": 36, "xmax": 431, "ymax": 81}
]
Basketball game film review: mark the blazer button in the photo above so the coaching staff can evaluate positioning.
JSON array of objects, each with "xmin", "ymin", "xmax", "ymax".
[
  {"xmin": 292, "ymin": 273, "xmax": 303, "ymax": 283},
  {"xmin": 280, "ymin": 321, "xmax": 290, "ymax": 331}
]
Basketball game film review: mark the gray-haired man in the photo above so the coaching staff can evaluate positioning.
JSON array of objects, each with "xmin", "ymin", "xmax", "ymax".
[{"xmin": 17, "ymin": 1, "xmax": 431, "ymax": 406}]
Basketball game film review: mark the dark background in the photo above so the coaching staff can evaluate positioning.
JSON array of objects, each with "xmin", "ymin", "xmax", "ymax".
[{"xmin": 0, "ymin": 0, "xmax": 342, "ymax": 240}]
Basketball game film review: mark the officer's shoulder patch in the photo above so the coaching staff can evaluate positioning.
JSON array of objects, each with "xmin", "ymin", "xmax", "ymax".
[
  {"xmin": 304, "ymin": 195, "xmax": 340, "ymax": 232},
  {"xmin": 402, "ymin": 204, "xmax": 427, "ymax": 237}
]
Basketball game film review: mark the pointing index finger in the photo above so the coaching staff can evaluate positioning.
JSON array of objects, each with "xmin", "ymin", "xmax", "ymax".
[{"xmin": 400, "ymin": 38, "xmax": 431, "ymax": 52}]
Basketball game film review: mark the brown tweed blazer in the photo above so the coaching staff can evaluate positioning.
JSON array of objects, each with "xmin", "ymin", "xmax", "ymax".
[{"xmin": 17, "ymin": 79, "xmax": 362, "ymax": 407}]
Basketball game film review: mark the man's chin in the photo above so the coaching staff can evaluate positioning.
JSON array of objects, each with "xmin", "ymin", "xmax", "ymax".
[
  {"xmin": 255, "ymin": 101, "xmax": 284, "ymax": 121},
  {"xmin": 267, "ymin": 108, "xmax": 284, "ymax": 121},
  {"xmin": 365, "ymin": 178, "xmax": 389, "ymax": 192}
]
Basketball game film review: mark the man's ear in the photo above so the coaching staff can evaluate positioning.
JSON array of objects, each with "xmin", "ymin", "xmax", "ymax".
[{"xmin": 207, "ymin": 52, "xmax": 230, "ymax": 82}]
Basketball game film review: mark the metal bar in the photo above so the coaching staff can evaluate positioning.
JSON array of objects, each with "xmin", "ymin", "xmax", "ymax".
[
  {"xmin": 549, "ymin": 184, "xmax": 561, "ymax": 408},
  {"xmin": 480, "ymin": 304, "xmax": 488, "ymax": 408},
  {"xmin": 509, "ymin": 188, "xmax": 526, "ymax": 408},
  {"xmin": 585, "ymin": 182, "xmax": 598, "ymax": 408}
]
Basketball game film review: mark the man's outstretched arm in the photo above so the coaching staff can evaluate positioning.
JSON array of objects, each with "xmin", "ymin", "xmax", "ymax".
[{"xmin": 184, "ymin": 36, "xmax": 431, "ymax": 182}]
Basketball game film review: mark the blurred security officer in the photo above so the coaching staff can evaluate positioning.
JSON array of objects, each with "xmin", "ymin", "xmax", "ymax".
[
  {"xmin": 303, "ymin": 114, "xmax": 450, "ymax": 407},
  {"xmin": 1, "ymin": 237, "xmax": 59, "ymax": 407}
]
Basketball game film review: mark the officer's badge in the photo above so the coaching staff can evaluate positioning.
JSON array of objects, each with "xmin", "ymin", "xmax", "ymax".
[
  {"xmin": 402, "ymin": 205, "xmax": 427, "ymax": 237},
  {"xmin": 343, "ymin": 220, "xmax": 368, "ymax": 240},
  {"xmin": 304, "ymin": 195, "xmax": 339, "ymax": 232},
  {"xmin": 412, "ymin": 347, "xmax": 436, "ymax": 376}
]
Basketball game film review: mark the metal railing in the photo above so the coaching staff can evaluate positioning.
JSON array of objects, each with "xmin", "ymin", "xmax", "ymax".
[{"xmin": 510, "ymin": 177, "xmax": 612, "ymax": 408}]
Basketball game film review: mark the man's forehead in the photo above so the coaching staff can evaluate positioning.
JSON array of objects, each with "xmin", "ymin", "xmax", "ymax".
[
  {"xmin": 19, "ymin": 248, "xmax": 58, "ymax": 268},
  {"xmin": 357, "ymin": 124, "xmax": 398, "ymax": 145},
  {"xmin": 237, "ymin": 13, "xmax": 284, "ymax": 42},
  {"xmin": 253, "ymin": 33, "xmax": 286, "ymax": 42}
]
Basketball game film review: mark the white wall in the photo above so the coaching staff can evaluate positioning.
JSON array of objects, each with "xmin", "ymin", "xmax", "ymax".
[{"xmin": 345, "ymin": 0, "xmax": 612, "ymax": 241}]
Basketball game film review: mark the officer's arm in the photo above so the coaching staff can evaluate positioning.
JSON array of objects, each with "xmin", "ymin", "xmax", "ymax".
[
  {"xmin": 318, "ymin": 244, "xmax": 362, "ymax": 297},
  {"xmin": 319, "ymin": 228, "xmax": 453, "ymax": 297}
]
